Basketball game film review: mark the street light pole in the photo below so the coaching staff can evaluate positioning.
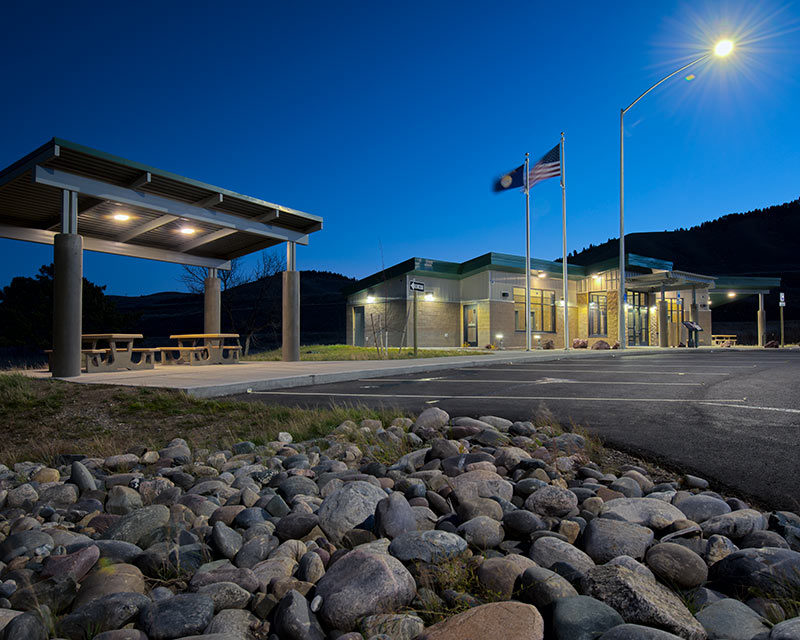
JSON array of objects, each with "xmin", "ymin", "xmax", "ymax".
[{"xmin": 618, "ymin": 50, "xmax": 721, "ymax": 348}]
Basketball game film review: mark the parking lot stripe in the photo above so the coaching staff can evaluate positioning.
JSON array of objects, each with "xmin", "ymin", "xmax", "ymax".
[
  {"xmin": 699, "ymin": 402, "xmax": 800, "ymax": 414},
  {"xmin": 464, "ymin": 367, "xmax": 730, "ymax": 376},
  {"xmin": 254, "ymin": 391, "xmax": 744, "ymax": 403},
  {"xmin": 358, "ymin": 378, "xmax": 703, "ymax": 386}
]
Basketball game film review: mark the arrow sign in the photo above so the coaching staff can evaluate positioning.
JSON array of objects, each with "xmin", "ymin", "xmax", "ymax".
[{"xmin": 410, "ymin": 281, "xmax": 424, "ymax": 292}]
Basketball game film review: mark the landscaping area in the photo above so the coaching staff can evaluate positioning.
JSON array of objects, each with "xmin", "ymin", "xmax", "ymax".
[
  {"xmin": 0, "ymin": 372, "xmax": 798, "ymax": 639},
  {"xmin": 245, "ymin": 344, "xmax": 492, "ymax": 362}
]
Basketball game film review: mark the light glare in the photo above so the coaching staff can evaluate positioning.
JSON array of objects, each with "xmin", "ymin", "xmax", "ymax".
[
  {"xmin": 714, "ymin": 39, "xmax": 734, "ymax": 56},
  {"xmin": 180, "ymin": 227, "xmax": 196, "ymax": 234},
  {"xmin": 113, "ymin": 213, "xmax": 130, "ymax": 221}
]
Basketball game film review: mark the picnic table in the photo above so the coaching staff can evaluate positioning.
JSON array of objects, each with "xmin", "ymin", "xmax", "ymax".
[
  {"xmin": 80, "ymin": 333, "xmax": 156, "ymax": 372},
  {"xmin": 161, "ymin": 333, "xmax": 241, "ymax": 365}
]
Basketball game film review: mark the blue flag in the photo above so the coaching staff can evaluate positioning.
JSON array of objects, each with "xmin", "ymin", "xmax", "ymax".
[{"xmin": 493, "ymin": 164, "xmax": 525, "ymax": 192}]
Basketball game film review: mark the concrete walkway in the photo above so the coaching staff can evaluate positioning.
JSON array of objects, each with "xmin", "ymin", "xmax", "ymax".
[{"xmin": 26, "ymin": 347, "xmax": 675, "ymax": 398}]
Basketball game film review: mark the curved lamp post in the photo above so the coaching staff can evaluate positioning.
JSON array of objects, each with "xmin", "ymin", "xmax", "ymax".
[{"xmin": 618, "ymin": 40, "xmax": 734, "ymax": 348}]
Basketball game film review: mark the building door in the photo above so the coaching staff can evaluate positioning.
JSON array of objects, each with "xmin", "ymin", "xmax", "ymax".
[
  {"xmin": 626, "ymin": 292, "xmax": 650, "ymax": 346},
  {"xmin": 463, "ymin": 305, "xmax": 478, "ymax": 347},
  {"xmin": 353, "ymin": 307, "xmax": 365, "ymax": 346}
]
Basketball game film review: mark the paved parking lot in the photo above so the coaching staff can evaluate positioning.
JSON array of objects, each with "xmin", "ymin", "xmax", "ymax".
[{"xmin": 239, "ymin": 350, "xmax": 800, "ymax": 509}]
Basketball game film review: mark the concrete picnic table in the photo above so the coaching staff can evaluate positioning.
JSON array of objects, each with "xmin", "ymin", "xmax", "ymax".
[
  {"xmin": 80, "ymin": 333, "xmax": 156, "ymax": 372},
  {"xmin": 161, "ymin": 333, "xmax": 241, "ymax": 365}
]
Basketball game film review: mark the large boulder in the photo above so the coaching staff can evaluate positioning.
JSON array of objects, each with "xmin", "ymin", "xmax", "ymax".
[
  {"xmin": 101, "ymin": 505, "xmax": 171, "ymax": 546},
  {"xmin": 449, "ymin": 470, "xmax": 513, "ymax": 503},
  {"xmin": 59, "ymin": 592, "xmax": 150, "ymax": 640},
  {"xmin": 415, "ymin": 407, "xmax": 450, "ymax": 430},
  {"xmin": 600, "ymin": 499, "xmax": 685, "ymax": 530},
  {"xmin": 476, "ymin": 555, "xmax": 538, "ymax": 599},
  {"xmin": 317, "ymin": 481, "xmax": 386, "ymax": 544},
  {"xmin": 525, "ymin": 485, "xmax": 578, "ymax": 518},
  {"xmin": 675, "ymin": 495, "xmax": 731, "ymax": 524},
  {"xmin": 551, "ymin": 595, "xmax": 624, "ymax": 640},
  {"xmin": 694, "ymin": 598, "xmax": 771, "ymax": 640},
  {"xmin": 708, "ymin": 547, "xmax": 800, "ymax": 595},
  {"xmin": 581, "ymin": 564, "xmax": 706, "ymax": 640},
  {"xmin": 315, "ymin": 549, "xmax": 416, "ymax": 631},
  {"xmin": 584, "ymin": 519, "xmax": 654, "ymax": 563},
  {"xmin": 645, "ymin": 543, "xmax": 708, "ymax": 590},
  {"xmin": 598, "ymin": 625, "xmax": 684, "ymax": 639},
  {"xmin": 529, "ymin": 536, "xmax": 595, "ymax": 576},
  {"xmin": 139, "ymin": 593, "xmax": 215, "ymax": 640},
  {"xmin": 700, "ymin": 510, "xmax": 767, "ymax": 540},
  {"xmin": 419, "ymin": 601, "xmax": 544, "ymax": 640},
  {"xmin": 375, "ymin": 492, "xmax": 417, "ymax": 539},
  {"xmin": 388, "ymin": 530, "xmax": 467, "ymax": 563}
]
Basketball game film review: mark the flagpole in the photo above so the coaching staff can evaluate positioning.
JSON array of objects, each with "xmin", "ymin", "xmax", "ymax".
[
  {"xmin": 561, "ymin": 132, "xmax": 569, "ymax": 350},
  {"xmin": 525, "ymin": 152, "xmax": 531, "ymax": 352}
]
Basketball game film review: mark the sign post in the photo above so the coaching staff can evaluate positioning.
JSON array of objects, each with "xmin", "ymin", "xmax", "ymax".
[
  {"xmin": 779, "ymin": 292, "xmax": 785, "ymax": 347},
  {"xmin": 410, "ymin": 280, "xmax": 424, "ymax": 356}
]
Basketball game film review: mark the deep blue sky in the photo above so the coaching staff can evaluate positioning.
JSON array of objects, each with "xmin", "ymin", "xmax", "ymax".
[{"xmin": 1, "ymin": 1, "xmax": 798, "ymax": 295}]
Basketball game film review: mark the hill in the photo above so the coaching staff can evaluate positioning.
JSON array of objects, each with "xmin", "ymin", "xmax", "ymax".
[{"xmin": 562, "ymin": 197, "xmax": 800, "ymax": 320}]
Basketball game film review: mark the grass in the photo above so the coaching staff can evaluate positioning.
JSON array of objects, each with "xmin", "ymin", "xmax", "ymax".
[
  {"xmin": 0, "ymin": 373, "xmax": 406, "ymax": 466},
  {"xmin": 244, "ymin": 344, "xmax": 491, "ymax": 361}
]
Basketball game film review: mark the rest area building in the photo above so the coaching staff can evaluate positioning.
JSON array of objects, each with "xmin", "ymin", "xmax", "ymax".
[{"xmin": 345, "ymin": 252, "xmax": 779, "ymax": 349}]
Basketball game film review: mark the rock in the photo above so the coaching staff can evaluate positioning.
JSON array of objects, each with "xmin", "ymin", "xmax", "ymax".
[
  {"xmin": 251, "ymin": 556, "xmax": 297, "ymax": 591},
  {"xmin": 551, "ymin": 595, "xmax": 625, "ymax": 640},
  {"xmin": 59, "ymin": 592, "xmax": 150, "ymax": 640},
  {"xmin": 770, "ymin": 617, "xmax": 800, "ymax": 640},
  {"xmin": 598, "ymin": 624, "xmax": 684, "ymax": 639},
  {"xmin": 1, "ymin": 608, "xmax": 49, "ymax": 640},
  {"xmin": 41, "ymin": 544, "xmax": 100, "ymax": 581},
  {"xmin": 70, "ymin": 460, "xmax": 97, "ymax": 492},
  {"xmin": 449, "ymin": 470, "xmax": 513, "ymax": 503},
  {"xmin": 581, "ymin": 564, "xmax": 706, "ymax": 640},
  {"xmin": 388, "ymin": 530, "xmax": 467, "ymax": 563},
  {"xmin": 6, "ymin": 483, "xmax": 38, "ymax": 508},
  {"xmin": 610, "ymin": 477, "xmax": 644, "ymax": 498},
  {"xmin": 360, "ymin": 613, "xmax": 425, "ymax": 640},
  {"xmin": 375, "ymin": 492, "xmax": 417, "ymax": 539},
  {"xmin": 458, "ymin": 516, "xmax": 504, "ymax": 549},
  {"xmin": 196, "ymin": 581, "xmax": 251, "ymax": 611},
  {"xmin": 709, "ymin": 547, "xmax": 800, "ymax": 595},
  {"xmin": 297, "ymin": 551, "xmax": 325, "ymax": 583},
  {"xmin": 476, "ymin": 555, "xmax": 537, "ymax": 599},
  {"xmin": 101, "ymin": 505, "xmax": 170, "ymax": 546},
  {"xmin": 275, "ymin": 513, "xmax": 319, "ymax": 541},
  {"xmin": 188, "ymin": 566, "xmax": 259, "ymax": 593},
  {"xmin": 525, "ymin": 485, "xmax": 579, "ymax": 517},
  {"xmin": 0, "ymin": 609, "xmax": 22, "ymax": 633},
  {"xmin": 600, "ymin": 498, "xmax": 685, "ymax": 530},
  {"xmin": 705, "ymin": 535, "xmax": 738, "ymax": 566},
  {"xmin": 278, "ymin": 475, "xmax": 319, "ymax": 500},
  {"xmin": 503, "ymin": 509, "xmax": 547, "ymax": 537},
  {"xmin": 701, "ymin": 509, "xmax": 767, "ymax": 540},
  {"xmin": 317, "ymin": 481, "xmax": 386, "ymax": 544},
  {"xmin": 9, "ymin": 574, "xmax": 78, "ymax": 613},
  {"xmin": 519, "ymin": 565, "xmax": 578, "ymax": 607},
  {"xmin": 419, "ymin": 601, "xmax": 544, "ymax": 640},
  {"xmin": 695, "ymin": 598, "xmax": 771, "ymax": 640},
  {"xmin": 105, "ymin": 453, "xmax": 140, "ymax": 471},
  {"xmin": 0, "ymin": 530, "xmax": 54, "ymax": 563},
  {"xmin": 140, "ymin": 593, "xmax": 215, "ymax": 640},
  {"xmin": 204, "ymin": 608, "xmax": 259, "ymax": 637},
  {"xmin": 645, "ymin": 543, "xmax": 708, "ymax": 590},
  {"xmin": 529, "ymin": 536, "xmax": 595, "ymax": 576},
  {"xmin": 315, "ymin": 549, "xmax": 416, "ymax": 631},
  {"xmin": 584, "ymin": 519, "xmax": 654, "ymax": 563},
  {"xmin": 740, "ymin": 530, "xmax": 791, "ymax": 550},
  {"xmin": 676, "ymin": 495, "xmax": 731, "ymax": 523},
  {"xmin": 414, "ymin": 407, "xmax": 450, "ymax": 430},
  {"xmin": 73, "ymin": 564, "xmax": 146, "ymax": 609},
  {"xmin": 234, "ymin": 535, "xmax": 279, "ymax": 569},
  {"xmin": 272, "ymin": 589, "xmax": 325, "ymax": 640},
  {"xmin": 212, "ymin": 522, "xmax": 243, "ymax": 559},
  {"xmin": 606, "ymin": 556, "xmax": 656, "ymax": 582}
]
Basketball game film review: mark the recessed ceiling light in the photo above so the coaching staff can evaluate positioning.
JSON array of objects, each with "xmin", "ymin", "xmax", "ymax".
[
  {"xmin": 113, "ymin": 213, "xmax": 130, "ymax": 221},
  {"xmin": 180, "ymin": 227, "xmax": 196, "ymax": 235}
]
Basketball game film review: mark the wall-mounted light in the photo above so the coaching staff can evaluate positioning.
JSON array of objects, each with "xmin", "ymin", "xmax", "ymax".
[
  {"xmin": 538, "ymin": 271, "xmax": 547, "ymax": 278},
  {"xmin": 727, "ymin": 292, "xmax": 736, "ymax": 298},
  {"xmin": 495, "ymin": 333, "xmax": 504, "ymax": 340},
  {"xmin": 593, "ymin": 274, "xmax": 602, "ymax": 282},
  {"xmin": 180, "ymin": 227, "xmax": 196, "ymax": 234},
  {"xmin": 650, "ymin": 306, "xmax": 657, "ymax": 312},
  {"xmin": 366, "ymin": 295, "xmax": 376, "ymax": 303},
  {"xmin": 112, "ymin": 213, "xmax": 130, "ymax": 221},
  {"xmin": 424, "ymin": 293, "xmax": 434, "ymax": 302}
]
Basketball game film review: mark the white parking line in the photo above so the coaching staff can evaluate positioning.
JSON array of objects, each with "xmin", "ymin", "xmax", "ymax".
[
  {"xmin": 358, "ymin": 377, "xmax": 703, "ymax": 386},
  {"xmin": 529, "ymin": 363, "xmax": 760, "ymax": 369},
  {"xmin": 463, "ymin": 367, "xmax": 730, "ymax": 376},
  {"xmin": 254, "ymin": 391, "xmax": 745, "ymax": 403},
  {"xmin": 699, "ymin": 402, "xmax": 800, "ymax": 414}
]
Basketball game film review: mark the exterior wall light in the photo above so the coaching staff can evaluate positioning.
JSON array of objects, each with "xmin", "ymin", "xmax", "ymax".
[
  {"xmin": 424, "ymin": 293, "xmax": 434, "ymax": 302},
  {"xmin": 180, "ymin": 227, "xmax": 196, "ymax": 234},
  {"xmin": 727, "ymin": 292, "xmax": 736, "ymax": 298},
  {"xmin": 538, "ymin": 271, "xmax": 547, "ymax": 278},
  {"xmin": 495, "ymin": 333, "xmax": 504, "ymax": 339},
  {"xmin": 366, "ymin": 295, "xmax": 376, "ymax": 303},
  {"xmin": 113, "ymin": 213, "xmax": 130, "ymax": 221}
]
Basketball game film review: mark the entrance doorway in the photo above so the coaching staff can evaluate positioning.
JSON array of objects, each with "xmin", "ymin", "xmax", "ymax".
[
  {"xmin": 353, "ymin": 307, "xmax": 365, "ymax": 346},
  {"xmin": 626, "ymin": 292, "xmax": 650, "ymax": 346},
  {"xmin": 463, "ymin": 305, "xmax": 478, "ymax": 347}
]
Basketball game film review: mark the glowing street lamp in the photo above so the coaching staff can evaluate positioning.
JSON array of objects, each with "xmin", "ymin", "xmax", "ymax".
[{"xmin": 618, "ymin": 39, "xmax": 734, "ymax": 348}]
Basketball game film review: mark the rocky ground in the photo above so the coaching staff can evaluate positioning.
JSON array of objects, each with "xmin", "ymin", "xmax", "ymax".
[{"xmin": 0, "ymin": 408, "xmax": 797, "ymax": 640}]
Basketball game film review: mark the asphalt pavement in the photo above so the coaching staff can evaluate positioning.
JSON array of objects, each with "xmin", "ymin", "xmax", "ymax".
[{"xmin": 236, "ymin": 350, "xmax": 800, "ymax": 509}]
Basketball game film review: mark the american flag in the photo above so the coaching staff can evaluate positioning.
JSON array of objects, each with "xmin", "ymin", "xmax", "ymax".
[{"xmin": 527, "ymin": 143, "xmax": 561, "ymax": 189}]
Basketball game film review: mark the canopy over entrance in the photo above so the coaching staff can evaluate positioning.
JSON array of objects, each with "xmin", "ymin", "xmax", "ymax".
[
  {"xmin": 0, "ymin": 138, "xmax": 322, "ymax": 269},
  {"xmin": 625, "ymin": 270, "xmax": 716, "ymax": 293},
  {"xmin": 0, "ymin": 138, "xmax": 322, "ymax": 375}
]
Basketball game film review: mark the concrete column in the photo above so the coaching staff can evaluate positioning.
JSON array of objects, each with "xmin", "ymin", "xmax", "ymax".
[
  {"xmin": 282, "ymin": 242, "xmax": 300, "ymax": 362},
  {"xmin": 203, "ymin": 268, "xmax": 221, "ymax": 334},
  {"xmin": 758, "ymin": 293, "xmax": 766, "ymax": 347},
  {"xmin": 52, "ymin": 233, "xmax": 83, "ymax": 377},
  {"xmin": 658, "ymin": 288, "xmax": 669, "ymax": 348}
]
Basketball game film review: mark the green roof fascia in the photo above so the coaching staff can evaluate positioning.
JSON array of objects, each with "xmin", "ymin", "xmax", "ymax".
[
  {"xmin": 344, "ymin": 257, "xmax": 421, "ymax": 295},
  {"xmin": 713, "ymin": 276, "xmax": 782, "ymax": 290},
  {"xmin": 52, "ymin": 138, "xmax": 322, "ymax": 222},
  {"xmin": 585, "ymin": 253, "xmax": 674, "ymax": 275},
  {"xmin": 461, "ymin": 252, "xmax": 586, "ymax": 278}
]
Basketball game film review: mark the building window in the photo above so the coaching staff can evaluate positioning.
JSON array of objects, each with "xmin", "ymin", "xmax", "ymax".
[
  {"xmin": 513, "ymin": 287, "xmax": 556, "ymax": 333},
  {"xmin": 588, "ymin": 293, "xmax": 607, "ymax": 336},
  {"xmin": 666, "ymin": 299, "xmax": 684, "ymax": 323}
]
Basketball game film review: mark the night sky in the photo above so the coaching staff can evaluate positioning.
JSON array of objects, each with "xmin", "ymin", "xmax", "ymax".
[{"xmin": 1, "ymin": 1, "xmax": 798, "ymax": 295}]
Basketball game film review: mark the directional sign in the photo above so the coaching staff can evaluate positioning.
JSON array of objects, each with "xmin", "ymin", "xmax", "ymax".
[
  {"xmin": 410, "ymin": 281, "xmax": 424, "ymax": 292},
  {"xmin": 780, "ymin": 292, "xmax": 786, "ymax": 307}
]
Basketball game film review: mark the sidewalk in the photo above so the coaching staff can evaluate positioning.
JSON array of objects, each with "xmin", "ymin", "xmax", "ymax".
[{"xmin": 25, "ymin": 347, "xmax": 675, "ymax": 398}]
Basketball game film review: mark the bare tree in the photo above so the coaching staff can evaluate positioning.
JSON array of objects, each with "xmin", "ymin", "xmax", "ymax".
[{"xmin": 180, "ymin": 249, "xmax": 285, "ymax": 355}]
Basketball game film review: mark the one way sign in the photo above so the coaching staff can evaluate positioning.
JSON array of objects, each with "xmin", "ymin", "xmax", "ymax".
[{"xmin": 410, "ymin": 281, "xmax": 424, "ymax": 292}]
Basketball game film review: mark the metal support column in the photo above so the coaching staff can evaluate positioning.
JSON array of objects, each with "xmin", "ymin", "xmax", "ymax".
[
  {"xmin": 52, "ymin": 190, "xmax": 83, "ymax": 377},
  {"xmin": 658, "ymin": 286, "xmax": 669, "ymax": 348},
  {"xmin": 757, "ymin": 293, "xmax": 766, "ymax": 347},
  {"xmin": 282, "ymin": 241, "xmax": 300, "ymax": 362},
  {"xmin": 204, "ymin": 267, "xmax": 221, "ymax": 335}
]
